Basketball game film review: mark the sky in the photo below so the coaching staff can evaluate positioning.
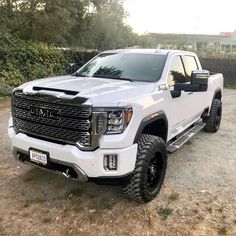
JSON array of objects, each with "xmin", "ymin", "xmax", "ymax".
[{"xmin": 124, "ymin": 0, "xmax": 236, "ymax": 35}]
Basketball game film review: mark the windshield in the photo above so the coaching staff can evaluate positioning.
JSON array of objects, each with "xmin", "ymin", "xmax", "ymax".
[{"xmin": 75, "ymin": 53, "xmax": 166, "ymax": 82}]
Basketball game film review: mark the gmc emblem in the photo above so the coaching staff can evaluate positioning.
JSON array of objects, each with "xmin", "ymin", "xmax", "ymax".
[{"xmin": 30, "ymin": 106, "xmax": 59, "ymax": 120}]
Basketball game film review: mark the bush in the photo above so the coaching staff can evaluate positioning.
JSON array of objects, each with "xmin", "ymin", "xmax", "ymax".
[
  {"xmin": 0, "ymin": 83, "xmax": 12, "ymax": 98},
  {"xmin": 62, "ymin": 48, "xmax": 99, "ymax": 67},
  {"xmin": 0, "ymin": 34, "xmax": 99, "ymax": 90},
  {"xmin": 0, "ymin": 37, "xmax": 68, "ymax": 87}
]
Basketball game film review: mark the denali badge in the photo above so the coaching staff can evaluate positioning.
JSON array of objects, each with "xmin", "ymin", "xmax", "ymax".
[{"xmin": 30, "ymin": 106, "xmax": 59, "ymax": 120}]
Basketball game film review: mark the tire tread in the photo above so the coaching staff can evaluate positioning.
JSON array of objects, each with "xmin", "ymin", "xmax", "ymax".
[
  {"xmin": 122, "ymin": 134, "xmax": 167, "ymax": 202},
  {"xmin": 204, "ymin": 99, "xmax": 222, "ymax": 133}
]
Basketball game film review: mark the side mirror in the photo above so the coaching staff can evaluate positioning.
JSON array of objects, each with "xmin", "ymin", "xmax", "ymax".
[
  {"xmin": 68, "ymin": 63, "xmax": 77, "ymax": 74},
  {"xmin": 174, "ymin": 70, "xmax": 209, "ymax": 92},
  {"xmin": 191, "ymin": 70, "xmax": 209, "ymax": 85},
  {"xmin": 170, "ymin": 90, "xmax": 181, "ymax": 98}
]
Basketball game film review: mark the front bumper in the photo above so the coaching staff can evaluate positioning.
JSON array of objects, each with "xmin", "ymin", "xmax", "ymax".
[{"xmin": 8, "ymin": 127, "xmax": 137, "ymax": 180}]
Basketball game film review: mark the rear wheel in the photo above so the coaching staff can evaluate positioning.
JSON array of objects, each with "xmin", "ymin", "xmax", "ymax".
[
  {"xmin": 204, "ymin": 98, "xmax": 222, "ymax": 133},
  {"xmin": 122, "ymin": 134, "xmax": 167, "ymax": 202}
]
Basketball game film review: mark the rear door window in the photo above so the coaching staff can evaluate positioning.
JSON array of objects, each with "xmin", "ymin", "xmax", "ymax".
[{"xmin": 182, "ymin": 56, "xmax": 199, "ymax": 79}]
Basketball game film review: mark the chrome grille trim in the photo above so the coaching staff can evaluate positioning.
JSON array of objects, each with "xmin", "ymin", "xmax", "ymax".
[
  {"xmin": 12, "ymin": 91, "xmax": 97, "ymax": 149},
  {"xmin": 13, "ymin": 107, "xmax": 91, "ymax": 131}
]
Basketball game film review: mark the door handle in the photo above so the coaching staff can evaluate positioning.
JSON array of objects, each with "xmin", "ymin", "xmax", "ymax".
[{"xmin": 187, "ymin": 92, "xmax": 193, "ymax": 95}]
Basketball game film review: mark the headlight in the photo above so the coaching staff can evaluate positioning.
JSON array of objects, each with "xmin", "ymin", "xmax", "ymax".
[
  {"xmin": 106, "ymin": 107, "xmax": 133, "ymax": 134},
  {"xmin": 94, "ymin": 107, "xmax": 133, "ymax": 135}
]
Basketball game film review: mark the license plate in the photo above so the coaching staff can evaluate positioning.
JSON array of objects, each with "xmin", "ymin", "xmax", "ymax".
[{"xmin": 29, "ymin": 149, "xmax": 48, "ymax": 165}]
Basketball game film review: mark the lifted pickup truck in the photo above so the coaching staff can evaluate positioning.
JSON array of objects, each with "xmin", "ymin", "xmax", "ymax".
[{"xmin": 8, "ymin": 49, "xmax": 223, "ymax": 202}]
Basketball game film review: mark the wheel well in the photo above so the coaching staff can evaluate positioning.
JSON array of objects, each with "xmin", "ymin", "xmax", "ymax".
[
  {"xmin": 214, "ymin": 90, "xmax": 222, "ymax": 100},
  {"xmin": 142, "ymin": 118, "xmax": 167, "ymax": 142}
]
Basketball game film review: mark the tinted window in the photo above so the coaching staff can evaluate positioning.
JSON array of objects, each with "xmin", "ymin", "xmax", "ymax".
[
  {"xmin": 75, "ymin": 53, "xmax": 166, "ymax": 82},
  {"xmin": 168, "ymin": 56, "xmax": 187, "ymax": 86},
  {"xmin": 182, "ymin": 56, "xmax": 199, "ymax": 79}
]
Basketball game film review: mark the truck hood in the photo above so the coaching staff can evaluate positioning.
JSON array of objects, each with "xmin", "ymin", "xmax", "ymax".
[{"xmin": 19, "ymin": 75, "xmax": 155, "ymax": 106}]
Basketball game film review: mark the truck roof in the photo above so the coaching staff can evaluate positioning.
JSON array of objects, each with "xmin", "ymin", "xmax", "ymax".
[{"xmin": 102, "ymin": 49, "xmax": 193, "ymax": 56}]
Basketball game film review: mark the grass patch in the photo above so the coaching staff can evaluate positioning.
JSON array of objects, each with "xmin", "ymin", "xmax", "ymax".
[
  {"xmin": 68, "ymin": 187, "xmax": 86, "ymax": 198},
  {"xmin": 22, "ymin": 212, "xmax": 30, "ymax": 218},
  {"xmin": 24, "ymin": 197, "xmax": 45, "ymax": 207},
  {"xmin": 92, "ymin": 197, "xmax": 114, "ymax": 211},
  {"xmin": 168, "ymin": 192, "xmax": 180, "ymax": 202},
  {"xmin": 158, "ymin": 207, "xmax": 173, "ymax": 220},
  {"xmin": 0, "ymin": 225, "xmax": 6, "ymax": 235},
  {"xmin": 87, "ymin": 192, "xmax": 97, "ymax": 199},
  {"xmin": 23, "ymin": 177, "xmax": 34, "ymax": 182},
  {"xmin": 186, "ymin": 140, "xmax": 192, "ymax": 145},
  {"xmin": 209, "ymin": 199, "xmax": 214, "ymax": 204},
  {"xmin": 217, "ymin": 207, "xmax": 224, "ymax": 213},
  {"xmin": 42, "ymin": 217, "xmax": 53, "ymax": 224},
  {"xmin": 218, "ymin": 226, "xmax": 227, "ymax": 235},
  {"xmin": 206, "ymin": 207, "xmax": 213, "ymax": 213},
  {"xmin": 0, "ymin": 164, "xmax": 10, "ymax": 170},
  {"xmin": 192, "ymin": 209, "xmax": 199, "ymax": 214}
]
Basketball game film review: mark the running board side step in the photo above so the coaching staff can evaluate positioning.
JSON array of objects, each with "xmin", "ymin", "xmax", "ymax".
[{"xmin": 167, "ymin": 122, "xmax": 206, "ymax": 153}]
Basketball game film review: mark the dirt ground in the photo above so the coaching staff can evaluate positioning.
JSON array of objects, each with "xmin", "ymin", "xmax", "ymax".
[{"xmin": 0, "ymin": 89, "xmax": 236, "ymax": 236}]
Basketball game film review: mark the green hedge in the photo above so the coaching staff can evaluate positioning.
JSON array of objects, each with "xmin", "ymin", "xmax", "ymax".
[
  {"xmin": 0, "ymin": 36, "xmax": 99, "ymax": 95},
  {"xmin": 0, "ymin": 37, "xmax": 65, "ymax": 87},
  {"xmin": 62, "ymin": 48, "xmax": 99, "ymax": 67},
  {"xmin": 2, "ymin": 36, "xmax": 236, "ymax": 99}
]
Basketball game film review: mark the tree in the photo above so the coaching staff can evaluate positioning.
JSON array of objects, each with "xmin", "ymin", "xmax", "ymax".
[{"xmin": 0, "ymin": 0, "xmax": 152, "ymax": 49}]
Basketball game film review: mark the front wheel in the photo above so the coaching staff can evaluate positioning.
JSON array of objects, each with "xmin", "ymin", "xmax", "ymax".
[
  {"xmin": 204, "ymin": 98, "xmax": 222, "ymax": 133},
  {"xmin": 122, "ymin": 134, "xmax": 167, "ymax": 202}
]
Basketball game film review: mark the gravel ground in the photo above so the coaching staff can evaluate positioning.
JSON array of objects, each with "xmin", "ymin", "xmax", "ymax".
[{"xmin": 0, "ymin": 89, "xmax": 236, "ymax": 236}]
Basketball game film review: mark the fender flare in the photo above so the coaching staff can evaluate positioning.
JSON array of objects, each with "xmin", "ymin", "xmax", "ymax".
[
  {"xmin": 202, "ymin": 88, "xmax": 222, "ymax": 118},
  {"xmin": 212, "ymin": 88, "xmax": 222, "ymax": 101},
  {"xmin": 209, "ymin": 88, "xmax": 222, "ymax": 110},
  {"xmin": 134, "ymin": 112, "xmax": 168, "ymax": 143}
]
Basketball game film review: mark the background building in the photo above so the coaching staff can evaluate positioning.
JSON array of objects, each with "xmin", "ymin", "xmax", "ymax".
[{"xmin": 149, "ymin": 31, "xmax": 236, "ymax": 52}]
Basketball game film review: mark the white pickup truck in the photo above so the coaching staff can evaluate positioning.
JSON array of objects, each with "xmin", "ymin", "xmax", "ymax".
[{"xmin": 8, "ymin": 49, "xmax": 223, "ymax": 202}]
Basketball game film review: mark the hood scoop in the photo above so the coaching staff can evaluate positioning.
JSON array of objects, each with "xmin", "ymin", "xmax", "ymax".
[{"xmin": 33, "ymin": 86, "xmax": 79, "ymax": 96}]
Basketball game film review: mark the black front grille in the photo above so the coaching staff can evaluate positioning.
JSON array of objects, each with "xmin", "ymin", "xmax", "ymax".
[{"xmin": 12, "ymin": 91, "xmax": 92, "ymax": 146}]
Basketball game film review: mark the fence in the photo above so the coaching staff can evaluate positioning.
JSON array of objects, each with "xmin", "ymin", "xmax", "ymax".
[{"xmin": 200, "ymin": 58, "xmax": 236, "ymax": 86}]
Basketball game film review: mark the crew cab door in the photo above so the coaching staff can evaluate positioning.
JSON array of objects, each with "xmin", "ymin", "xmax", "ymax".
[
  {"xmin": 164, "ymin": 54, "xmax": 204, "ymax": 139},
  {"xmin": 181, "ymin": 55, "xmax": 208, "ymax": 118}
]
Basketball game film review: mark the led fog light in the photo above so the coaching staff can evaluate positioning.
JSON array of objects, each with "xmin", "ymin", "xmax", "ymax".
[{"xmin": 104, "ymin": 154, "xmax": 118, "ymax": 171}]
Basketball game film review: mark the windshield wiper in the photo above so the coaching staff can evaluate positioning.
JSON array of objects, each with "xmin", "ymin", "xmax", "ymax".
[
  {"xmin": 92, "ymin": 75, "xmax": 133, "ymax": 82},
  {"xmin": 73, "ymin": 73, "xmax": 89, "ymax": 77},
  {"xmin": 73, "ymin": 73, "xmax": 133, "ymax": 82}
]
